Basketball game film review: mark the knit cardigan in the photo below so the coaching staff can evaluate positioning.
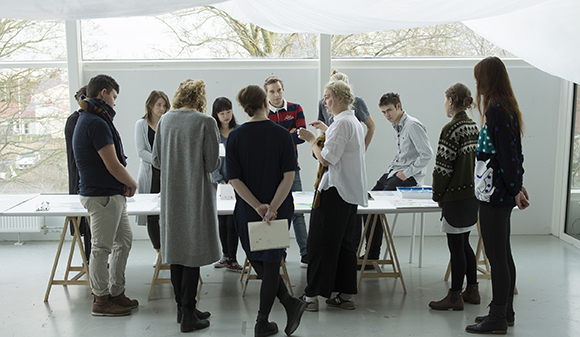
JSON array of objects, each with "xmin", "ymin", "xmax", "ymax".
[{"xmin": 432, "ymin": 111, "xmax": 479, "ymax": 202}]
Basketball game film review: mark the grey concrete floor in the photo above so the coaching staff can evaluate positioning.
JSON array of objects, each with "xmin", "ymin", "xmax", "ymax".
[{"xmin": 1, "ymin": 234, "xmax": 579, "ymax": 336}]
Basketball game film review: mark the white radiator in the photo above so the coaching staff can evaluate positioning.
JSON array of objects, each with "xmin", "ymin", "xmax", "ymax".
[{"xmin": 0, "ymin": 216, "xmax": 43, "ymax": 232}]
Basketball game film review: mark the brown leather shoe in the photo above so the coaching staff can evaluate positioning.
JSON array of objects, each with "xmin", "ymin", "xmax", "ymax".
[
  {"xmin": 92, "ymin": 294, "xmax": 131, "ymax": 316},
  {"xmin": 462, "ymin": 283, "xmax": 481, "ymax": 304},
  {"xmin": 429, "ymin": 289, "xmax": 464, "ymax": 311},
  {"xmin": 110, "ymin": 291, "xmax": 139, "ymax": 309}
]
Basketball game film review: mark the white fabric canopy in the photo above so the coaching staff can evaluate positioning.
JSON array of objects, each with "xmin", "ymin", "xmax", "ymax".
[{"xmin": 1, "ymin": 0, "xmax": 579, "ymax": 83}]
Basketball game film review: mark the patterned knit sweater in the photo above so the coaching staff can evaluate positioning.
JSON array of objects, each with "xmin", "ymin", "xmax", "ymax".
[{"xmin": 432, "ymin": 111, "xmax": 479, "ymax": 202}]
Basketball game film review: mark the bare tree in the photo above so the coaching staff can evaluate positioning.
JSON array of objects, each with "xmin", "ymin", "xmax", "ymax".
[
  {"xmin": 155, "ymin": 7, "xmax": 317, "ymax": 58},
  {"xmin": 0, "ymin": 19, "xmax": 68, "ymax": 193},
  {"xmin": 157, "ymin": 8, "xmax": 511, "ymax": 59}
]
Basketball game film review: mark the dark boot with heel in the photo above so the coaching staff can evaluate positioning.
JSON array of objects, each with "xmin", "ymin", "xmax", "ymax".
[
  {"xmin": 429, "ymin": 289, "xmax": 464, "ymax": 311},
  {"xmin": 177, "ymin": 305, "xmax": 211, "ymax": 323},
  {"xmin": 255, "ymin": 313, "xmax": 278, "ymax": 337},
  {"xmin": 466, "ymin": 303, "xmax": 508, "ymax": 334},
  {"xmin": 281, "ymin": 295, "xmax": 307, "ymax": 336},
  {"xmin": 180, "ymin": 306, "xmax": 210, "ymax": 332},
  {"xmin": 462, "ymin": 283, "xmax": 481, "ymax": 304}
]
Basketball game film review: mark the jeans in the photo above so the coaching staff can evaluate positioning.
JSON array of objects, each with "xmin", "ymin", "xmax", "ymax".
[
  {"xmin": 356, "ymin": 173, "xmax": 417, "ymax": 259},
  {"xmin": 291, "ymin": 170, "xmax": 308, "ymax": 256},
  {"xmin": 80, "ymin": 195, "xmax": 132, "ymax": 297}
]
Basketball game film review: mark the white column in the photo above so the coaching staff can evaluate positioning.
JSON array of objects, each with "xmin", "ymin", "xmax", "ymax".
[
  {"xmin": 65, "ymin": 20, "xmax": 83, "ymax": 112},
  {"xmin": 318, "ymin": 34, "xmax": 332, "ymax": 98}
]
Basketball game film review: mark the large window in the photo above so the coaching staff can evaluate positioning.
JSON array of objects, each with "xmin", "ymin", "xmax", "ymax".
[
  {"xmin": 565, "ymin": 85, "xmax": 580, "ymax": 239},
  {"xmin": 1, "ymin": 19, "xmax": 69, "ymax": 193},
  {"xmin": 332, "ymin": 23, "xmax": 514, "ymax": 58},
  {"xmin": 81, "ymin": 7, "xmax": 318, "ymax": 60}
]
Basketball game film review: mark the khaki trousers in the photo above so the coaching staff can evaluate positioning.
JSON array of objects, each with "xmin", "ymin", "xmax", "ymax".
[{"xmin": 80, "ymin": 195, "xmax": 132, "ymax": 297}]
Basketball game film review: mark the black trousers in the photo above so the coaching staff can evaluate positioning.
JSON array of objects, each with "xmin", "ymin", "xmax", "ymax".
[
  {"xmin": 218, "ymin": 215, "xmax": 239, "ymax": 260},
  {"xmin": 147, "ymin": 167, "xmax": 161, "ymax": 250},
  {"xmin": 305, "ymin": 187, "xmax": 358, "ymax": 298},
  {"xmin": 69, "ymin": 217, "xmax": 91, "ymax": 264},
  {"xmin": 250, "ymin": 260, "xmax": 290, "ymax": 317},
  {"xmin": 170, "ymin": 264, "xmax": 200, "ymax": 309},
  {"xmin": 447, "ymin": 232, "xmax": 477, "ymax": 291},
  {"xmin": 356, "ymin": 173, "xmax": 417, "ymax": 258},
  {"xmin": 479, "ymin": 202, "xmax": 516, "ymax": 306}
]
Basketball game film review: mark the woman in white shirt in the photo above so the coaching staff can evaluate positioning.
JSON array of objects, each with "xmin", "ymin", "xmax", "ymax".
[{"xmin": 297, "ymin": 80, "xmax": 368, "ymax": 311}]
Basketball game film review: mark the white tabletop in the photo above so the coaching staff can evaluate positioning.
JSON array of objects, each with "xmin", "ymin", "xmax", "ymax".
[
  {"xmin": 1, "ymin": 194, "xmax": 160, "ymax": 217},
  {"xmin": 0, "ymin": 191, "xmax": 440, "ymax": 217},
  {"xmin": 0, "ymin": 194, "xmax": 39, "ymax": 212}
]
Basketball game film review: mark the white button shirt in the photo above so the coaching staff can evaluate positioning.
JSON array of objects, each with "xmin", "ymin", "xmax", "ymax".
[
  {"xmin": 386, "ymin": 112, "xmax": 433, "ymax": 185},
  {"xmin": 319, "ymin": 110, "xmax": 368, "ymax": 207}
]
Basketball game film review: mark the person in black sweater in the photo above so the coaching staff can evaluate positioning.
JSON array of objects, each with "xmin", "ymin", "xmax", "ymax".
[
  {"xmin": 466, "ymin": 56, "xmax": 530, "ymax": 334},
  {"xmin": 64, "ymin": 85, "xmax": 91, "ymax": 264}
]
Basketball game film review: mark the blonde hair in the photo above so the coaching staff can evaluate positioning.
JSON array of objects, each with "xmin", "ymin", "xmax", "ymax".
[
  {"xmin": 172, "ymin": 79, "xmax": 206, "ymax": 112},
  {"xmin": 324, "ymin": 80, "xmax": 354, "ymax": 106},
  {"xmin": 329, "ymin": 70, "xmax": 349, "ymax": 84}
]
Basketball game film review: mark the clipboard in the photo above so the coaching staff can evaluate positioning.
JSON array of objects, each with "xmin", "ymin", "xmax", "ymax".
[{"xmin": 248, "ymin": 219, "xmax": 289, "ymax": 252}]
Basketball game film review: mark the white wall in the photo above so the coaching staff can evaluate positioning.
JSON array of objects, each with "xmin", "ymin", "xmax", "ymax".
[{"xmin": 0, "ymin": 58, "xmax": 563, "ymax": 242}]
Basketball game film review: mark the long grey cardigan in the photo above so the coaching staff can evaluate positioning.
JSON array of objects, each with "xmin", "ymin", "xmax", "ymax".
[
  {"xmin": 134, "ymin": 118, "xmax": 153, "ymax": 226},
  {"xmin": 152, "ymin": 109, "xmax": 221, "ymax": 267}
]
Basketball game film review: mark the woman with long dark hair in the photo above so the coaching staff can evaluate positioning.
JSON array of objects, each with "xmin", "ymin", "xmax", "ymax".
[
  {"xmin": 466, "ymin": 56, "xmax": 530, "ymax": 334},
  {"xmin": 211, "ymin": 97, "xmax": 242, "ymax": 272},
  {"xmin": 135, "ymin": 90, "xmax": 169, "ymax": 257}
]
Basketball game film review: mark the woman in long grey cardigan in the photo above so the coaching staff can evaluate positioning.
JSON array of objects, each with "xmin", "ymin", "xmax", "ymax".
[{"xmin": 152, "ymin": 79, "xmax": 221, "ymax": 333}]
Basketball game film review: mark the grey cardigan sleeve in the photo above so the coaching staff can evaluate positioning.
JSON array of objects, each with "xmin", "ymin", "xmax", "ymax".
[{"xmin": 135, "ymin": 118, "xmax": 153, "ymax": 165}]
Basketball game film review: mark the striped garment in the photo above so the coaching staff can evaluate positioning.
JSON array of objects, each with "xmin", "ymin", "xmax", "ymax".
[{"xmin": 268, "ymin": 101, "xmax": 306, "ymax": 166}]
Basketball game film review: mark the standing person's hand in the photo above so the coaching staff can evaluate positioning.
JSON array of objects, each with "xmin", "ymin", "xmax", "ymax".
[
  {"xmin": 297, "ymin": 128, "xmax": 316, "ymax": 144},
  {"xmin": 515, "ymin": 186, "xmax": 530, "ymax": 210},
  {"xmin": 124, "ymin": 182, "xmax": 137, "ymax": 197},
  {"xmin": 309, "ymin": 121, "xmax": 328, "ymax": 133},
  {"xmin": 255, "ymin": 204, "xmax": 277, "ymax": 224}
]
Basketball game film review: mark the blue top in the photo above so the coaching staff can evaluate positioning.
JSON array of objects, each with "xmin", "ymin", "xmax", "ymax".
[
  {"xmin": 73, "ymin": 112, "xmax": 124, "ymax": 196},
  {"xmin": 227, "ymin": 120, "xmax": 296, "ymax": 263},
  {"xmin": 213, "ymin": 124, "xmax": 239, "ymax": 184},
  {"xmin": 318, "ymin": 96, "xmax": 370, "ymax": 126}
]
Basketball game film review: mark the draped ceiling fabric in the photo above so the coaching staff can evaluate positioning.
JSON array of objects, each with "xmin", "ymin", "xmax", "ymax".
[{"xmin": 2, "ymin": 0, "xmax": 578, "ymax": 83}]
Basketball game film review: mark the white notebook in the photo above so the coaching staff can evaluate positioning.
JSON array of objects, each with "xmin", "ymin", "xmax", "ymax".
[{"xmin": 248, "ymin": 219, "xmax": 290, "ymax": 252}]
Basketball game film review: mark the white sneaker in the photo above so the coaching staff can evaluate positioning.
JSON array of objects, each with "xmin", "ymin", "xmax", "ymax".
[{"xmin": 214, "ymin": 256, "xmax": 228, "ymax": 268}]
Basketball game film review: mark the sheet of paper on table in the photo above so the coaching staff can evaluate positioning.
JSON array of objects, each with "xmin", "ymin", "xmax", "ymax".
[{"xmin": 248, "ymin": 219, "xmax": 290, "ymax": 252}]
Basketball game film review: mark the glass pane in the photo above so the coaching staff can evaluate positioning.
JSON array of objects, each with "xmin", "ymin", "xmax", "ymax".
[
  {"xmin": 0, "ymin": 19, "xmax": 66, "ymax": 61},
  {"xmin": 0, "ymin": 68, "xmax": 69, "ymax": 193},
  {"xmin": 81, "ymin": 7, "xmax": 317, "ymax": 60},
  {"xmin": 332, "ymin": 22, "xmax": 514, "ymax": 58},
  {"xmin": 566, "ymin": 84, "xmax": 580, "ymax": 240}
]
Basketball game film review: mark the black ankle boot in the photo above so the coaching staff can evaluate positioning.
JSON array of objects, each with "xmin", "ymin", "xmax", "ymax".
[
  {"xmin": 466, "ymin": 303, "xmax": 507, "ymax": 334},
  {"xmin": 177, "ymin": 305, "xmax": 211, "ymax": 323},
  {"xmin": 475, "ymin": 301, "xmax": 515, "ymax": 326},
  {"xmin": 255, "ymin": 313, "xmax": 278, "ymax": 337},
  {"xmin": 282, "ymin": 296, "xmax": 307, "ymax": 336},
  {"xmin": 181, "ymin": 306, "xmax": 210, "ymax": 332}
]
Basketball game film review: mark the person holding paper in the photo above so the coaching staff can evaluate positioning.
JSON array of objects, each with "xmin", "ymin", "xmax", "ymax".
[
  {"xmin": 297, "ymin": 80, "xmax": 368, "ymax": 312},
  {"xmin": 152, "ymin": 79, "xmax": 220, "ymax": 333},
  {"xmin": 228, "ymin": 85, "xmax": 307, "ymax": 337},
  {"xmin": 429, "ymin": 83, "xmax": 480, "ymax": 311},
  {"xmin": 211, "ymin": 97, "xmax": 242, "ymax": 272}
]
